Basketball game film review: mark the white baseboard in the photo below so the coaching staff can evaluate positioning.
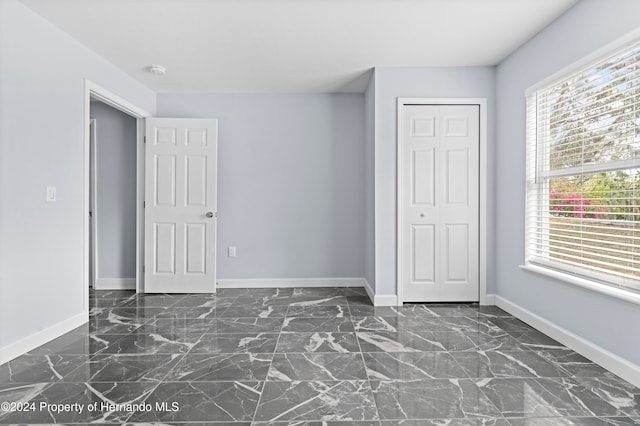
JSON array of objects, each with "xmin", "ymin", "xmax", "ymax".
[
  {"xmin": 494, "ymin": 295, "xmax": 640, "ymax": 388},
  {"xmin": 216, "ymin": 277, "xmax": 366, "ymax": 289},
  {"xmin": 363, "ymin": 278, "xmax": 375, "ymax": 304},
  {"xmin": 361, "ymin": 278, "xmax": 398, "ymax": 306},
  {"xmin": 95, "ymin": 278, "xmax": 135, "ymax": 290},
  {"xmin": 484, "ymin": 293, "xmax": 496, "ymax": 305},
  {"xmin": 0, "ymin": 311, "xmax": 87, "ymax": 366},
  {"xmin": 374, "ymin": 294, "xmax": 399, "ymax": 306}
]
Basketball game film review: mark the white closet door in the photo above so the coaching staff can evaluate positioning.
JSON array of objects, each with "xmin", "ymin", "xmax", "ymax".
[{"xmin": 402, "ymin": 105, "xmax": 479, "ymax": 302}]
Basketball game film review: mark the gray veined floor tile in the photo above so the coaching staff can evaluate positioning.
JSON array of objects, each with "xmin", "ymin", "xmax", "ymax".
[
  {"xmin": 91, "ymin": 306, "xmax": 167, "ymax": 321},
  {"xmin": 99, "ymin": 332, "xmax": 200, "ymax": 355},
  {"xmin": 476, "ymin": 377, "xmax": 628, "ymax": 418},
  {"xmin": 215, "ymin": 287, "xmax": 294, "ymax": 298},
  {"xmin": 191, "ymin": 333, "xmax": 279, "ymax": 354},
  {"xmin": 346, "ymin": 296, "xmax": 374, "ymax": 307},
  {"xmin": 475, "ymin": 306, "xmax": 513, "ymax": 318},
  {"xmin": 506, "ymin": 330, "xmax": 567, "ymax": 351},
  {"xmin": 286, "ymin": 296, "xmax": 350, "ymax": 307},
  {"xmin": 117, "ymin": 293, "xmax": 186, "ymax": 308},
  {"xmin": 506, "ymin": 417, "xmax": 640, "ymax": 425},
  {"xmin": 61, "ymin": 354, "xmax": 183, "ymax": 383},
  {"xmin": 88, "ymin": 319, "xmax": 144, "ymax": 335},
  {"xmin": 352, "ymin": 317, "xmax": 400, "ymax": 332},
  {"xmin": 362, "ymin": 352, "xmax": 466, "ymax": 380},
  {"xmin": 170, "ymin": 294, "xmax": 237, "ymax": 308},
  {"xmin": 292, "ymin": 287, "xmax": 350, "ymax": 298},
  {"xmin": 451, "ymin": 350, "xmax": 571, "ymax": 379},
  {"xmin": 276, "ymin": 332, "xmax": 361, "ymax": 353},
  {"xmin": 371, "ymin": 379, "xmax": 501, "ymax": 420},
  {"xmin": 152, "ymin": 306, "xmax": 231, "ymax": 321},
  {"xmin": 253, "ymin": 421, "xmax": 381, "ymax": 426},
  {"xmin": 0, "ymin": 382, "xmax": 50, "ymax": 421},
  {"xmin": 136, "ymin": 318, "xmax": 215, "ymax": 335},
  {"xmin": 5, "ymin": 288, "xmax": 640, "ymax": 425},
  {"xmin": 254, "ymin": 381, "xmax": 378, "ymax": 422},
  {"xmin": 345, "ymin": 287, "xmax": 369, "ymax": 297},
  {"xmin": 165, "ymin": 353, "xmax": 272, "ymax": 381},
  {"xmin": 429, "ymin": 330, "xmax": 523, "ymax": 352},
  {"xmin": 488, "ymin": 317, "xmax": 536, "ymax": 333},
  {"xmin": 129, "ymin": 381, "xmax": 263, "ymax": 423},
  {"xmin": 419, "ymin": 304, "xmax": 482, "ymax": 318},
  {"xmin": 28, "ymin": 333, "xmax": 123, "ymax": 356},
  {"xmin": 380, "ymin": 419, "xmax": 512, "ymax": 425},
  {"xmin": 0, "ymin": 354, "xmax": 89, "ymax": 383},
  {"xmin": 282, "ymin": 317, "xmax": 355, "ymax": 333},
  {"xmin": 356, "ymin": 331, "xmax": 448, "ymax": 352},
  {"xmin": 267, "ymin": 353, "xmax": 368, "ymax": 381},
  {"xmin": 393, "ymin": 304, "xmax": 446, "ymax": 317},
  {"xmin": 524, "ymin": 417, "xmax": 640, "ymax": 425},
  {"xmin": 286, "ymin": 305, "xmax": 351, "ymax": 318},
  {"xmin": 437, "ymin": 316, "xmax": 505, "ymax": 333},
  {"xmin": 347, "ymin": 305, "xmax": 406, "ymax": 317},
  {"xmin": 536, "ymin": 350, "xmax": 612, "ymax": 378},
  {"xmin": 209, "ymin": 317, "xmax": 284, "ymax": 334},
  {"xmin": 0, "ymin": 381, "xmax": 156, "ymax": 424},
  {"xmin": 221, "ymin": 304, "xmax": 289, "ymax": 318},
  {"xmin": 572, "ymin": 376, "xmax": 640, "ymax": 417}
]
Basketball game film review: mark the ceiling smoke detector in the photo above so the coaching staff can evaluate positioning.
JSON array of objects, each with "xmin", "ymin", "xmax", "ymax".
[{"xmin": 147, "ymin": 65, "xmax": 166, "ymax": 75}]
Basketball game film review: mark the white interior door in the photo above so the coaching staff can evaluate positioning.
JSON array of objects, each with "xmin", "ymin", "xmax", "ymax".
[
  {"xmin": 401, "ymin": 105, "xmax": 479, "ymax": 302},
  {"xmin": 144, "ymin": 118, "xmax": 218, "ymax": 293}
]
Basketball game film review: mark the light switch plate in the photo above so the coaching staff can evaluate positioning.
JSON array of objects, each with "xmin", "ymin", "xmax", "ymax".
[{"xmin": 46, "ymin": 186, "xmax": 56, "ymax": 202}]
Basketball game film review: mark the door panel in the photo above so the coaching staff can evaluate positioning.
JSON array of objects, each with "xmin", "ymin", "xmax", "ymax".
[
  {"xmin": 155, "ymin": 155, "xmax": 176, "ymax": 206},
  {"xmin": 445, "ymin": 148, "xmax": 469, "ymax": 205},
  {"xmin": 402, "ymin": 105, "xmax": 479, "ymax": 302},
  {"xmin": 412, "ymin": 149, "xmax": 436, "ymax": 206},
  {"xmin": 444, "ymin": 224, "xmax": 469, "ymax": 282},
  {"xmin": 412, "ymin": 225, "xmax": 436, "ymax": 283},
  {"xmin": 186, "ymin": 156, "xmax": 207, "ymax": 206},
  {"xmin": 185, "ymin": 223, "xmax": 207, "ymax": 274},
  {"xmin": 155, "ymin": 223, "xmax": 176, "ymax": 274},
  {"xmin": 145, "ymin": 118, "xmax": 217, "ymax": 293}
]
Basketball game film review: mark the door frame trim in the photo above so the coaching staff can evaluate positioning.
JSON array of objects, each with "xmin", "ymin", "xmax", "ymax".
[
  {"xmin": 396, "ymin": 98, "xmax": 488, "ymax": 305},
  {"xmin": 83, "ymin": 80, "xmax": 151, "ymax": 313},
  {"xmin": 89, "ymin": 119, "xmax": 97, "ymax": 288}
]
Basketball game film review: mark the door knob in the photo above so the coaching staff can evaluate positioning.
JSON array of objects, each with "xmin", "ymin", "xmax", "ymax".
[{"xmin": 206, "ymin": 212, "xmax": 215, "ymax": 218}]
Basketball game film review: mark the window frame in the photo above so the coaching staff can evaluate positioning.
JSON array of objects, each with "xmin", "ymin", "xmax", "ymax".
[{"xmin": 523, "ymin": 29, "xmax": 640, "ymax": 305}]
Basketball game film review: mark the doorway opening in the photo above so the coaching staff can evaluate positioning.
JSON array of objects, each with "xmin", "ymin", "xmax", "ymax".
[
  {"xmin": 88, "ymin": 101, "xmax": 138, "ymax": 290},
  {"xmin": 83, "ymin": 81, "xmax": 151, "ymax": 312}
]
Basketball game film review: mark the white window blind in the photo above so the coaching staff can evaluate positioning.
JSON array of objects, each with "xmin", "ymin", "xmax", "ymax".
[{"xmin": 525, "ymin": 40, "xmax": 640, "ymax": 293}]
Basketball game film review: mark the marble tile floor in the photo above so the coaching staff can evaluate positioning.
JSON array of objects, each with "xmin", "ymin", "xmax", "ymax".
[{"xmin": 0, "ymin": 287, "xmax": 638, "ymax": 425}]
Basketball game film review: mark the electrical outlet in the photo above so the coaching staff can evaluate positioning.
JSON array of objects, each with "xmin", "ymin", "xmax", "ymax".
[{"xmin": 228, "ymin": 246, "xmax": 237, "ymax": 257}]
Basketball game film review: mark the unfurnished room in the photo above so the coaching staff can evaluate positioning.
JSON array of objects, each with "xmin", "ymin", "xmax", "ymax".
[{"xmin": 0, "ymin": 0, "xmax": 639, "ymax": 424}]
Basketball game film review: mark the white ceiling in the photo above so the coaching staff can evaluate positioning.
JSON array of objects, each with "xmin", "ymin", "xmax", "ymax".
[{"xmin": 20, "ymin": 0, "xmax": 577, "ymax": 93}]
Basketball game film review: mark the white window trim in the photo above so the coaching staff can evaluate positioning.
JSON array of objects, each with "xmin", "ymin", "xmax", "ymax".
[
  {"xmin": 520, "ymin": 264, "xmax": 640, "ymax": 307},
  {"xmin": 522, "ymin": 27, "xmax": 640, "ymax": 305}
]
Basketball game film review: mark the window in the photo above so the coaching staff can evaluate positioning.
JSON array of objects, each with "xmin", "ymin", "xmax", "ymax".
[{"xmin": 525, "ymin": 39, "xmax": 640, "ymax": 293}]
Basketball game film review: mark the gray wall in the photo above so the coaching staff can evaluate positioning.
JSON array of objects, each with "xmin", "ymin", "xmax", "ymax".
[
  {"xmin": 373, "ymin": 67, "xmax": 496, "ymax": 296},
  {"xmin": 90, "ymin": 101, "xmax": 137, "ymax": 279},
  {"xmin": 0, "ymin": 0, "xmax": 155, "ymax": 351},
  {"xmin": 364, "ymin": 71, "xmax": 376, "ymax": 290},
  {"xmin": 157, "ymin": 93, "xmax": 365, "ymax": 280},
  {"xmin": 495, "ymin": 0, "xmax": 640, "ymax": 365}
]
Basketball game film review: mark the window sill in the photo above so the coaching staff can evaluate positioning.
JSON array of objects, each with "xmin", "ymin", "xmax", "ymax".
[{"xmin": 519, "ymin": 264, "xmax": 640, "ymax": 307}]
